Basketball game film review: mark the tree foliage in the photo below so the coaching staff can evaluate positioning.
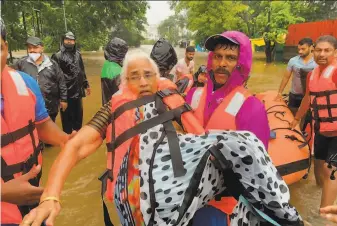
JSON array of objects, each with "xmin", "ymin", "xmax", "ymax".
[
  {"xmin": 157, "ymin": 14, "xmax": 192, "ymax": 46},
  {"xmin": 171, "ymin": 0, "xmax": 335, "ymax": 63},
  {"xmin": 172, "ymin": 1, "xmax": 249, "ymax": 45},
  {"xmin": 1, "ymin": 0, "xmax": 148, "ymax": 53}
]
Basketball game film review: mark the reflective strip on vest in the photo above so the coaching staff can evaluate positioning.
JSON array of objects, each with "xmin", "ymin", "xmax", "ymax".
[
  {"xmin": 224, "ymin": 92, "xmax": 245, "ymax": 116},
  {"xmin": 191, "ymin": 88, "xmax": 203, "ymax": 109},
  {"xmin": 323, "ymin": 65, "xmax": 335, "ymax": 79},
  {"xmin": 8, "ymin": 71, "xmax": 29, "ymax": 96},
  {"xmin": 310, "ymin": 69, "xmax": 315, "ymax": 81}
]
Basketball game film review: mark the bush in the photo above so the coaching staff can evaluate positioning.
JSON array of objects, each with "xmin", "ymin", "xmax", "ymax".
[{"xmin": 42, "ymin": 35, "xmax": 60, "ymax": 53}]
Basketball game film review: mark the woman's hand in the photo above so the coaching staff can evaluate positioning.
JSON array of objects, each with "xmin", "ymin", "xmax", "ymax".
[{"xmin": 20, "ymin": 200, "xmax": 61, "ymax": 226}]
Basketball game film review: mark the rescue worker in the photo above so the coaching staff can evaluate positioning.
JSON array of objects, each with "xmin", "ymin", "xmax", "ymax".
[
  {"xmin": 276, "ymin": 38, "xmax": 316, "ymax": 116},
  {"xmin": 171, "ymin": 46, "xmax": 195, "ymax": 82},
  {"xmin": 291, "ymin": 35, "xmax": 337, "ymax": 208},
  {"xmin": 51, "ymin": 31, "xmax": 91, "ymax": 134},
  {"xmin": 150, "ymin": 38, "xmax": 177, "ymax": 80},
  {"xmin": 14, "ymin": 36, "xmax": 68, "ymax": 122},
  {"xmin": 192, "ymin": 65, "xmax": 207, "ymax": 88},
  {"xmin": 19, "ymin": 50, "xmax": 305, "ymax": 226},
  {"xmin": 0, "ymin": 18, "xmax": 73, "ymax": 226},
  {"xmin": 101, "ymin": 37, "xmax": 128, "ymax": 105},
  {"xmin": 185, "ymin": 31, "xmax": 270, "ymax": 225}
]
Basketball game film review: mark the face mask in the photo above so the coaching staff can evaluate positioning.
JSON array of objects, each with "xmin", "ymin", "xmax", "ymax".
[
  {"xmin": 28, "ymin": 53, "xmax": 41, "ymax": 62},
  {"xmin": 64, "ymin": 43, "xmax": 75, "ymax": 50}
]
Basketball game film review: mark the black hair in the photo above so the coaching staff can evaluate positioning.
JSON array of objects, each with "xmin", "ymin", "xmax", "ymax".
[
  {"xmin": 315, "ymin": 35, "xmax": 337, "ymax": 49},
  {"xmin": 215, "ymin": 42, "xmax": 239, "ymax": 51},
  {"xmin": 186, "ymin": 46, "xmax": 195, "ymax": 53},
  {"xmin": 1, "ymin": 18, "xmax": 6, "ymax": 41},
  {"xmin": 298, "ymin": 38, "xmax": 313, "ymax": 46}
]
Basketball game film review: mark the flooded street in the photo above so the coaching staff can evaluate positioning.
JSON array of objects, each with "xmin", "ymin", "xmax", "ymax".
[{"xmin": 13, "ymin": 45, "xmax": 333, "ymax": 225}]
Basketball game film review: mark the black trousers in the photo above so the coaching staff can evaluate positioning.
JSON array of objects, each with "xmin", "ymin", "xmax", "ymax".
[
  {"xmin": 101, "ymin": 78, "xmax": 119, "ymax": 105},
  {"xmin": 49, "ymin": 112, "xmax": 58, "ymax": 122},
  {"xmin": 60, "ymin": 98, "xmax": 83, "ymax": 134}
]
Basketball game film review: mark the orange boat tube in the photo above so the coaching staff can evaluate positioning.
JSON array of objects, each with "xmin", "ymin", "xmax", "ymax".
[{"xmin": 255, "ymin": 90, "xmax": 311, "ymax": 185}]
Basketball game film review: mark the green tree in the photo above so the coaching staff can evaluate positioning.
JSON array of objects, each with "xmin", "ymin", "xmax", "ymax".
[
  {"xmin": 157, "ymin": 15, "xmax": 183, "ymax": 46},
  {"xmin": 173, "ymin": 1, "xmax": 248, "ymax": 45},
  {"xmin": 254, "ymin": 1, "xmax": 304, "ymax": 63},
  {"xmin": 2, "ymin": 0, "xmax": 149, "ymax": 54},
  {"xmin": 171, "ymin": 0, "xmax": 306, "ymax": 63}
]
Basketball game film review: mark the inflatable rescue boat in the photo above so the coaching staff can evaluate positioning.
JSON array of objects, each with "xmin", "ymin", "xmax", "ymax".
[{"xmin": 255, "ymin": 90, "xmax": 311, "ymax": 185}]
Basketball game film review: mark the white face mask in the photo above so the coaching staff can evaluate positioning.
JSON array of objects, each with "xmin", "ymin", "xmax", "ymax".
[{"xmin": 28, "ymin": 53, "xmax": 41, "ymax": 62}]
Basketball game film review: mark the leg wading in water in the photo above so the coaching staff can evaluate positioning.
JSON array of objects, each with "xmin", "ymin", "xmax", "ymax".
[{"xmin": 60, "ymin": 98, "xmax": 83, "ymax": 134}]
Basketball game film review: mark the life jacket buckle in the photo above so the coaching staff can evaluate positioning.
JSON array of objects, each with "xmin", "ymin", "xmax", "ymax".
[
  {"xmin": 157, "ymin": 89, "xmax": 171, "ymax": 98},
  {"xmin": 98, "ymin": 169, "xmax": 113, "ymax": 182},
  {"xmin": 183, "ymin": 103, "xmax": 192, "ymax": 112},
  {"xmin": 22, "ymin": 154, "xmax": 37, "ymax": 173}
]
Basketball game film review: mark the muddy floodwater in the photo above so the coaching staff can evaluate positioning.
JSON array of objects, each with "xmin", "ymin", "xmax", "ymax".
[{"xmin": 12, "ymin": 45, "xmax": 334, "ymax": 225}]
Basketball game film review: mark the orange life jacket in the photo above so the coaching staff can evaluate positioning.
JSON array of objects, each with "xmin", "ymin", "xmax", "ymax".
[
  {"xmin": 1, "ymin": 66, "xmax": 43, "ymax": 224},
  {"xmin": 175, "ymin": 74, "xmax": 194, "ymax": 95},
  {"xmin": 190, "ymin": 84, "xmax": 251, "ymax": 215},
  {"xmin": 102, "ymin": 78, "xmax": 205, "ymax": 202},
  {"xmin": 309, "ymin": 64, "xmax": 337, "ymax": 134}
]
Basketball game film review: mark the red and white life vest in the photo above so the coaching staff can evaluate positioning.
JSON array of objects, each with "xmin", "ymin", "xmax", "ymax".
[
  {"xmin": 309, "ymin": 64, "xmax": 337, "ymax": 134},
  {"xmin": 103, "ymin": 78, "xmax": 204, "ymax": 202},
  {"xmin": 190, "ymin": 84, "xmax": 251, "ymax": 216},
  {"xmin": 1, "ymin": 66, "xmax": 43, "ymax": 224}
]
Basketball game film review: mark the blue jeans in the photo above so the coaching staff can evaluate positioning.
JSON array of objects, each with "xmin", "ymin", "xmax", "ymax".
[{"xmin": 192, "ymin": 205, "xmax": 228, "ymax": 226}]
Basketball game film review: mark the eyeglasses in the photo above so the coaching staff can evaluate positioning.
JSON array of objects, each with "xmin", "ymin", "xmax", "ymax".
[{"xmin": 127, "ymin": 72, "xmax": 156, "ymax": 82}]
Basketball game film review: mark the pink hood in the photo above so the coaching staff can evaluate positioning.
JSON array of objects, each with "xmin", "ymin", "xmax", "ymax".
[{"xmin": 207, "ymin": 31, "xmax": 252, "ymax": 95}]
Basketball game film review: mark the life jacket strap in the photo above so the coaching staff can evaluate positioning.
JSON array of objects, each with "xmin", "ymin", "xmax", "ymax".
[
  {"xmin": 1, "ymin": 142, "xmax": 43, "ymax": 182},
  {"xmin": 1, "ymin": 120, "xmax": 35, "ymax": 148},
  {"xmin": 98, "ymin": 170, "xmax": 115, "ymax": 226},
  {"xmin": 107, "ymin": 103, "xmax": 192, "ymax": 153}
]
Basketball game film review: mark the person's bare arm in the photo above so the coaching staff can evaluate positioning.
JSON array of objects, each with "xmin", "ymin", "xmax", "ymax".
[
  {"xmin": 21, "ymin": 102, "xmax": 112, "ymax": 226},
  {"xmin": 41, "ymin": 125, "xmax": 103, "ymax": 199},
  {"xmin": 291, "ymin": 73, "xmax": 311, "ymax": 128},
  {"xmin": 21, "ymin": 126, "xmax": 103, "ymax": 226},
  {"xmin": 276, "ymin": 70, "xmax": 292, "ymax": 100},
  {"xmin": 35, "ymin": 119, "xmax": 70, "ymax": 147}
]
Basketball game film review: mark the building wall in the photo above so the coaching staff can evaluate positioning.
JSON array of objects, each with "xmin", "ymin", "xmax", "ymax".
[{"xmin": 283, "ymin": 19, "xmax": 337, "ymax": 61}]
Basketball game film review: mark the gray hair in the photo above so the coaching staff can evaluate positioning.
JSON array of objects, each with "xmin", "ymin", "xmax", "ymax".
[{"xmin": 120, "ymin": 49, "xmax": 160, "ymax": 86}]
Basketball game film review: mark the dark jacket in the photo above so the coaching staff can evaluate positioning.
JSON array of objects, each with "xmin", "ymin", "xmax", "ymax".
[
  {"xmin": 101, "ymin": 37, "xmax": 128, "ymax": 105},
  {"xmin": 13, "ymin": 55, "xmax": 67, "ymax": 115},
  {"xmin": 51, "ymin": 41, "xmax": 89, "ymax": 99}
]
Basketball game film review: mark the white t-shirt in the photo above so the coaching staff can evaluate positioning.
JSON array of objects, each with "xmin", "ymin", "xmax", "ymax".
[{"xmin": 171, "ymin": 58, "xmax": 195, "ymax": 82}]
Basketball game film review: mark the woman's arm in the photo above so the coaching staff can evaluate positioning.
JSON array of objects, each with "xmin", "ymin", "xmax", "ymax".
[
  {"xmin": 21, "ymin": 126, "xmax": 103, "ymax": 226},
  {"xmin": 41, "ymin": 126, "xmax": 103, "ymax": 200},
  {"xmin": 21, "ymin": 101, "xmax": 112, "ymax": 226}
]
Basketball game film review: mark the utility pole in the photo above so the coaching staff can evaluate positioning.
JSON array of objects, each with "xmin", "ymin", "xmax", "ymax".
[
  {"xmin": 34, "ymin": 9, "xmax": 41, "ymax": 37},
  {"xmin": 22, "ymin": 11, "xmax": 28, "ymax": 39},
  {"xmin": 62, "ymin": 0, "xmax": 67, "ymax": 32}
]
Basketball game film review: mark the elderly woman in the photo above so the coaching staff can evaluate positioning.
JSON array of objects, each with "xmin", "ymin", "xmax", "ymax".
[{"xmin": 20, "ymin": 50, "xmax": 304, "ymax": 226}]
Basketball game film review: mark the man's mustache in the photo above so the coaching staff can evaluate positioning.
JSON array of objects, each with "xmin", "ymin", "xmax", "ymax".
[{"xmin": 214, "ymin": 67, "xmax": 231, "ymax": 76}]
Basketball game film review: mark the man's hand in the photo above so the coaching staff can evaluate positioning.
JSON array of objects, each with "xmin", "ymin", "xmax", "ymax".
[
  {"xmin": 320, "ymin": 205, "xmax": 337, "ymax": 223},
  {"xmin": 86, "ymin": 87, "xmax": 91, "ymax": 96},
  {"xmin": 290, "ymin": 118, "xmax": 300, "ymax": 130},
  {"xmin": 60, "ymin": 101, "xmax": 67, "ymax": 111},
  {"xmin": 1, "ymin": 165, "xmax": 44, "ymax": 205},
  {"xmin": 274, "ymin": 92, "xmax": 283, "ymax": 101}
]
